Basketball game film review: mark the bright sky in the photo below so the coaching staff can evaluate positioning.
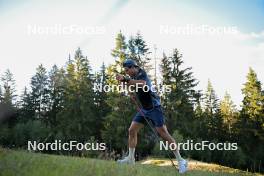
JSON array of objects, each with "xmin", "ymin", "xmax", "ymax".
[{"xmin": 0, "ymin": 0, "xmax": 264, "ymax": 108}]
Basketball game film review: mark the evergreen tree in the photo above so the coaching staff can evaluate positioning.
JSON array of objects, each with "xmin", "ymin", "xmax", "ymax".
[
  {"xmin": 203, "ymin": 80, "xmax": 222, "ymax": 139},
  {"xmin": 1, "ymin": 69, "xmax": 16, "ymax": 106},
  {"xmin": 112, "ymin": 31, "xmax": 127, "ymax": 60},
  {"xmin": 160, "ymin": 49, "xmax": 198, "ymax": 136},
  {"xmin": 30, "ymin": 64, "xmax": 49, "ymax": 119},
  {"xmin": 193, "ymin": 90, "xmax": 206, "ymax": 138},
  {"xmin": 102, "ymin": 31, "xmax": 134, "ymax": 153},
  {"xmin": 237, "ymin": 68, "xmax": 264, "ymax": 172},
  {"xmin": 58, "ymin": 48, "xmax": 96, "ymax": 143},
  {"xmin": 0, "ymin": 69, "xmax": 17, "ymax": 128},
  {"xmin": 128, "ymin": 32, "xmax": 151, "ymax": 71},
  {"xmin": 160, "ymin": 53, "xmax": 171, "ymax": 86},
  {"xmin": 160, "ymin": 52, "xmax": 173, "ymax": 127},
  {"xmin": 204, "ymin": 80, "xmax": 219, "ymax": 115},
  {"xmin": 219, "ymin": 91, "xmax": 237, "ymax": 140},
  {"xmin": 241, "ymin": 68, "xmax": 263, "ymax": 122},
  {"xmin": 18, "ymin": 87, "xmax": 35, "ymax": 122},
  {"xmin": 94, "ymin": 63, "xmax": 110, "ymax": 139},
  {"xmin": 107, "ymin": 31, "xmax": 127, "ymax": 85},
  {"xmin": 46, "ymin": 65, "xmax": 65, "ymax": 129}
]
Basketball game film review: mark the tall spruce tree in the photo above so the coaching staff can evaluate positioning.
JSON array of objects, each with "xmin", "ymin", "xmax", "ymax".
[
  {"xmin": 241, "ymin": 68, "xmax": 263, "ymax": 123},
  {"xmin": 58, "ymin": 48, "xmax": 96, "ymax": 143},
  {"xmin": 30, "ymin": 64, "xmax": 49, "ymax": 120},
  {"xmin": 102, "ymin": 31, "xmax": 133, "ymax": 153},
  {"xmin": 18, "ymin": 87, "xmax": 35, "ymax": 122},
  {"xmin": 46, "ymin": 65, "xmax": 65, "ymax": 130},
  {"xmin": 160, "ymin": 52, "xmax": 175, "ymax": 130},
  {"xmin": 237, "ymin": 67, "xmax": 264, "ymax": 172},
  {"xmin": 127, "ymin": 32, "xmax": 151, "ymax": 72},
  {"xmin": 107, "ymin": 31, "xmax": 128, "ymax": 85},
  {"xmin": 0, "ymin": 69, "xmax": 17, "ymax": 127},
  {"xmin": 219, "ymin": 91, "xmax": 237, "ymax": 140},
  {"xmin": 93, "ymin": 63, "xmax": 110, "ymax": 139},
  {"xmin": 203, "ymin": 80, "xmax": 222, "ymax": 139},
  {"xmin": 192, "ymin": 90, "xmax": 206, "ymax": 138},
  {"xmin": 1, "ymin": 69, "xmax": 16, "ymax": 106},
  {"xmin": 204, "ymin": 80, "xmax": 219, "ymax": 115},
  {"xmin": 160, "ymin": 49, "xmax": 198, "ymax": 136}
]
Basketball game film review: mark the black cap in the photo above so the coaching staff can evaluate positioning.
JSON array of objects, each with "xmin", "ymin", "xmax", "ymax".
[{"xmin": 123, "ymin": 59, "xmax": 138, "ymax": 68}]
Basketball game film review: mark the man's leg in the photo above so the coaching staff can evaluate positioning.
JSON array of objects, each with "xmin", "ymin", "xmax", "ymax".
[
  {"xmin": 118, "ymin": 121, "xmax": 143, "ymax": 164},
  {"xmin": 156, "ymin": 125, "xmax": 188, "ymax": 173},
  {"xmin": 128, "ymin": 121, "xmax": 144, "ymax": 148},
  {"xmin": 155, "ymin": 125, "xmax": 183, "ymax": 161}
]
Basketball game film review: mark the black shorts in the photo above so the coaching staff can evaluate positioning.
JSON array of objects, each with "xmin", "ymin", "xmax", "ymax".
[{"xmin": 133, "ymin": 106, "xmax": 165, "ymax": 127}]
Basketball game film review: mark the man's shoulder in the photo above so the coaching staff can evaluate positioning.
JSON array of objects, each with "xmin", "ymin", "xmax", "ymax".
[
  {"xmin": 138, "ymin": 68, "xmax": 147, "ymax": 76},
  {"xmin": 136, "ymin": 68, "xmax": 148, "ymax": 80}
]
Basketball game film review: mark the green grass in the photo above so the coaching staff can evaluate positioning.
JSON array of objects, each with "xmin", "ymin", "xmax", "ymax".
[{"xmin": 0, "ymin": 148, "xmax": 261, "ymax": 176}]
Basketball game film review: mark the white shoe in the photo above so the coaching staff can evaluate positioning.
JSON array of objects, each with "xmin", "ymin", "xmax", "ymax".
[
  {"xmin": 117, "ymin": 156, "xmax": 135, "ymax": 165},
  {"xmin": 178, "ymin": 159, "xmax": 188, "ymax": 174}
]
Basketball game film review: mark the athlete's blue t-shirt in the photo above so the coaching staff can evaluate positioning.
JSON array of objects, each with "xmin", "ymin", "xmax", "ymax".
[{"xmin": 132, "ymin": 68, "xmax": 160, "ymax": 109}]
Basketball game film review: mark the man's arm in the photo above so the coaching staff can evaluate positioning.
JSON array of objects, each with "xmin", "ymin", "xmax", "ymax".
[
  {"xmin": 127, "ymin": 79, "xmax": 146, "ymax": 86},
  {"xmin": 116, "ymin": 74, "xmax": 146, "ymax": 87}
]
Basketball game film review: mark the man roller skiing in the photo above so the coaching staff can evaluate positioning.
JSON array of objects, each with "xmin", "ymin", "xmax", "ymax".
[{"xmin": 116, "ymin": 59, "xmax": 188, "ymax": 174}]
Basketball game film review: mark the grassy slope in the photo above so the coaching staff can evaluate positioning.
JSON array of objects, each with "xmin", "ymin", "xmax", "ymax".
[{"xmin": 0, "ymin": 148, "xmax": 260, "ymax": 176}]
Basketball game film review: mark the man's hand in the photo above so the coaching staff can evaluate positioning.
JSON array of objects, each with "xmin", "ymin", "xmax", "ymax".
[{"xmin": 116, "ymin": 74, "xmax": 125, "ymax": 82}]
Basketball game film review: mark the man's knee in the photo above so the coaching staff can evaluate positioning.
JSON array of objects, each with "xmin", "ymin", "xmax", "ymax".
[
  {"xmin": 128, "ymin": 127, "xmax": 138, "ymax": 137},
  {"xmin": 157, "ymin": 127, "xmax": 167, "ymax": 136},
  {"xmin": 158, "ymin": 128, "xmax": 174, "ymax": 141}
]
